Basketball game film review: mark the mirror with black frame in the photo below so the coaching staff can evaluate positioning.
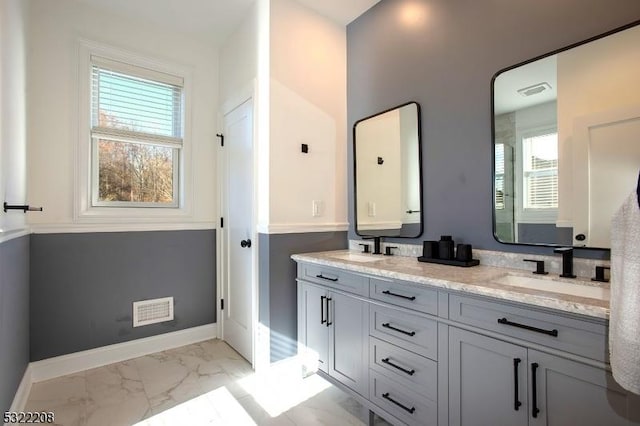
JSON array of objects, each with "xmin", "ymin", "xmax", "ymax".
[
  {"xmin": 354, "ymin": 102, "xmax": 423, "ymax": 238},
  {"xmin": 492, "ymin": 20, "xmax": 640, "ymax": 250}
]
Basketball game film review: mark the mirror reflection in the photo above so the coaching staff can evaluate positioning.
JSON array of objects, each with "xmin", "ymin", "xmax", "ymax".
[
  {"xmin": 493, "ymin": 22, "xmax": 640, "ymax": 249},
  {"xmin": 354, "ymin": 102, "xmax": 423, "ymax": 238}
]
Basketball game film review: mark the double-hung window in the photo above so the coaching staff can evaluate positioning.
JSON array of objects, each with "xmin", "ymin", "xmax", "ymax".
[{"xmin": 90, "ymin": 55, "xmax": 183, "ymax": 208}]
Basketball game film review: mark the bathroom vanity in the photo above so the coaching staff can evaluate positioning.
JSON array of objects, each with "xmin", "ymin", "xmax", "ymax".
[{"xmin": 293, "ymin": 250, "xmax": 639, "ymax": 426}]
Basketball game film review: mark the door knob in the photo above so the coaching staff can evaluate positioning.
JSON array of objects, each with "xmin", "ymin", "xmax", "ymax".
[{"xmin": 240, "ymin": 239, "xmax": 252, "ymax": 248}]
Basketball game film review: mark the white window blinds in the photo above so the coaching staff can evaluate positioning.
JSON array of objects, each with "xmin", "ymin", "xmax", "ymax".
[
  {"xmin": 90, "ymin": 55, "xmax": 183, "ymax": 146},
  {"xmin": 523, "ymin": 132, "xmax": 558, "ymax": 209}
]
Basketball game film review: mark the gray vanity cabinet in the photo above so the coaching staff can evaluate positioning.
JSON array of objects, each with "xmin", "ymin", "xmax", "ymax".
[
  {"xmin": 449, "ymin": 327, "xmax": 640, "ymax": 426},
  {"xmin": 449, "ymin": 327, "xmax": 529, "ymax": 426},
  {"xmin": 297, "ymin": 280, "xmax": 369, "ymax": 397}
]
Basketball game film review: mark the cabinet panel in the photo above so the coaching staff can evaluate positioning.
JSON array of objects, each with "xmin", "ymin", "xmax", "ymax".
[
  {"xmin": 529, "ymin": 350, "xmax": 640, "ymax": 426},
  {"xmin": 328, "ymin": 291, "xmax": 369, "ymax": 396},
  {"xmin": 450, "ymin": 294, "xmax": 607, "ymax": 362},
  {"xmin": 370, "ymin": 277, "xmax": 438, "ymax": 315},
  {"xmin": 449, "ymin": 327, "xmax": 528, "ymax": 426},
  {"xmin": 370, "ymin": 304, "xmax": 438, "ymax": 360},
  {"xmin": 370, "ymin": 370, "xmax": 437, "ymax": 426},
  {"xmin": 297, "ymin": 282, "xmax": 329, "ymax": 373},
  {"xmin": 298, "ymin": 263, "xmax": 368, "ymax": 296}
]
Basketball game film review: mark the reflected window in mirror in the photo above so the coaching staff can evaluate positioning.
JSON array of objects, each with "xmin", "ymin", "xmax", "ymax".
[
  {"xmin": 492, "ymin": 20, "xmax": 640, "ymax": 250},
  {"xmin": 354, "ymin": 102, "xmax": 423, "ymax": 238}
]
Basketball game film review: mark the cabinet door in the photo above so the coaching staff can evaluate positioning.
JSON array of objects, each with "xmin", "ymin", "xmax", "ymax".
[
  {"xmin": 529, "ymin": 350, "xmax": 640, "ymax": 426},
  {"xmin": 298, "ymin": 282, "xmax": 329, "ymax": 373},
  {"xmin": 328, "ymin": 291, "xmax": 369, "ymax": 396},
  {"xmin": 449, "ymin": 327, "xmax": 528, "ymax": 426}
]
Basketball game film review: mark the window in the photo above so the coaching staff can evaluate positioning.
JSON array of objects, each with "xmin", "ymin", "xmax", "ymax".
[
  {"xmin": 522, "ymin": 131, "xmax": 558, "ymax": 210},
  {"xmin": 90, "ymin": 56, "xmax": 183, "ymax": 207}
]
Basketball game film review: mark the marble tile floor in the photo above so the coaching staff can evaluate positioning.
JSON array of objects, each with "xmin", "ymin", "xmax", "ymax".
[{"xmin": 22, "ymin": 339, "xmax": 393, "ymax": 426}]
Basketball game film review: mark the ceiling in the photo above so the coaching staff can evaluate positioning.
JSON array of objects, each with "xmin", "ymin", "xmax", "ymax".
[{"xmin": 71, "ymin": 0, "xmax": 380, "ymax": 45}]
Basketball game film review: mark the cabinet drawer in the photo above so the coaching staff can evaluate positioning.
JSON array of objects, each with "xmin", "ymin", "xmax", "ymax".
[
  {"xmin": 370, "ymin": 278, "xmax": 438, "ymax": 315},
  {"xmin": 370, "ymin": 337, "xmax": 437, "ymax": 401},
  {"xmin": 370, "ymin": 370, "xmax": 437, "ymax": 426},
  {"xmin": 298, "ymin": 263, "xmax": 368, "ymax": 296},
  {"xmin": 449, "ymin": 294, "xmax": 608, "ymax": 362},
  {"xmin": 370, "ymin": 305, "xmax": 438, "ymax": 360}
]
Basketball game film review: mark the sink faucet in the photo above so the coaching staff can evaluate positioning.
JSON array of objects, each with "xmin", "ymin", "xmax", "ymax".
[
  {"xmin": 554, "ymin": 247, "xmax": 576, "ymax": 278},
  {"xmin": 363, "ymin": 236, "xmax": 383, "ymax": 255}
]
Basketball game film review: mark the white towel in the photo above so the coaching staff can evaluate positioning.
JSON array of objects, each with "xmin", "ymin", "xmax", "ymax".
[{"xmin": 610, "ymin": 190, "xmax": 640, "ymax": 395}]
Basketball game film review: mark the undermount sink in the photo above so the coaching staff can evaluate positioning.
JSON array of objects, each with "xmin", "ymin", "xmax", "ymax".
[
  {"xmin": 494, "ymin": 273, "xmax": 610, "ymax": 300},
  {"xmin": 329, "ymin": 253, "xmax": 382, "ymax": 263}
]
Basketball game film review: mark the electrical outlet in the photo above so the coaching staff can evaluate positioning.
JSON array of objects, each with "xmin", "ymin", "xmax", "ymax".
[
  {"xmin": 368, "ymin": 201, "xmax": 376, "ymax": 217},
  {"xmin": 312, "ymin": 200, "xmax": 323, "ymax": 217}
]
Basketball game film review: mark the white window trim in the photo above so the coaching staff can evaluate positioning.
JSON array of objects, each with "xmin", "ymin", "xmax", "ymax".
[
  {"xmin": 515, "ymin": 124, "xmax": 558, "ymax": 224},
  {"xmin": 75, "ymin": 39, "xmax": 193, "ymax": 222}
]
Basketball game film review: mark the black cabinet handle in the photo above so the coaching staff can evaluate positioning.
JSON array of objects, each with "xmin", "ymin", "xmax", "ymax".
[
  {"xmin": 316, "ymin": 274, "xmax": 338, "ymax": 282},
  {"xmin": 240, "ymin": 239, "xmax": 252, "ymax": 248},
  {"xmin": 326, "ymin": 297, "xmax": 332, "ymax": 327},
  {"xmin": 382, "ymin": 322, "xmax": 416, "ymax": 336},
  {"xmin": 382, "ymin": 290, "xmax": 416, "ymax": 301},
  {"xmin": 382, "ymin": 392, "xmax": 415, "ymax": 414},
  {"xmin": 532, "ymin": 362, "xmax": 540, "ymax": 418},
  {"xmin": 513, "ymin": 358, "xmax": 522, "ymax": 411},
  {"xmin": 382, "ymin": 357, "xmax": 415, "ymax": 376},
  {"xmin": 497, "ymin": 317, "xmax": 558, "ymax": 337},
  {"xmin": 320, "ymin": 296, "xmax": 326, "ymax": 325}
]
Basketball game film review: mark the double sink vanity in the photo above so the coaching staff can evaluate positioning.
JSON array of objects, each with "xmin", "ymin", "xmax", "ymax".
[{"xmin": 293, "ymin": 248, "xmax": 639, "ymax": 426}]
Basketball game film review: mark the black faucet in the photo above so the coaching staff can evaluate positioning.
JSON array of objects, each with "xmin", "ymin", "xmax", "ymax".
[
  {"xmin": 363, "ymin": 236, "xmax": 383, "ymax": 254},
  {"xmin": 554, "ymin": 247, "xmax": 576, "ymax": 278}
]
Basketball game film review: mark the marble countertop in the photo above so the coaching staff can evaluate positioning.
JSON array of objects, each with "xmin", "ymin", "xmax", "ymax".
[{"xmin": 291, "ymin": 250, "xmax": 609, "ymax": 320}]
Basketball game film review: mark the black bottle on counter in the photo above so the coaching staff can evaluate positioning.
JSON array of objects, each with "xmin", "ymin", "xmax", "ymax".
[{"xmin": 438, "ymin": 235, "xmax": 455, "ymax": 260}]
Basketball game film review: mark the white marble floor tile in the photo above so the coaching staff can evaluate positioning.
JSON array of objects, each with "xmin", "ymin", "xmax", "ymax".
[{"xmin": 22, "ymin": 339, "xmax": 394, "ymax": 426}]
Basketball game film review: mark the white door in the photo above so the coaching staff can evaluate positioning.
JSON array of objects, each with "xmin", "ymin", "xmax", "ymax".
[
  {"xmin": 572, "ymin": 106, "xmax": 640, "ymax": 247},
  {"xmin": 221, "ymin": 99, "xmax": 254, "ymax": 363}
]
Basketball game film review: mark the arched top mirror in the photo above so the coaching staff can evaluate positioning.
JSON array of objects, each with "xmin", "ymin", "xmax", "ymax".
[
  {"xmin": 354, "ymin": 102, "xmax": 423, "ymax": 238},
  {"xmin": 492, "ymin": 20, "xmax": 640, "ymax": 250}
]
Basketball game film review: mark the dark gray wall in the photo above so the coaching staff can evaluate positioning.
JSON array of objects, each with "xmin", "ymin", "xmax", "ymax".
[
  {"xmin": 259, "ymin": 231, "xmax": 347, "ymax": 363},
  {"xmin": 0, "ymin": 236, "xmax": 30, "ymax": 412},
  {"xmin": 347, "ymin": 0, "xmax": 640, "ymax": 257},
  {"xmin": 518, "ymin": 224, "xmax": 573, "ymax": 246},
  {"xmin": 30, "ymin": 230, "xmax": 215, "ymax": 361}
]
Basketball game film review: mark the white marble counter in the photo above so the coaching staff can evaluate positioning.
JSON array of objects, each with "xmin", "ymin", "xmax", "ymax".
[{"xmin": 292, "ymin": 250, "xmax": 609, "ymax": 320}]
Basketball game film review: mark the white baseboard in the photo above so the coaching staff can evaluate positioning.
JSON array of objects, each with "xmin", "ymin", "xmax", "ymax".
[
  {"xmin": 8, "ymin": 365, "xmax": 33, "ymax": 413},
  {"xmin": 30, "ymin": 323, "xmax": 217, "ymax": 383}
]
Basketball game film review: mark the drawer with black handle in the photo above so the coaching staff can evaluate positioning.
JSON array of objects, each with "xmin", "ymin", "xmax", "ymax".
[
  {"xmin": 370, "ymin": 277, "xmax": 438, "ymax": 315},
  {"xmin": 449, "ymin": 294, "xmax": 607, "ymax": 362},
  {"xmin": 297, "ymin": 262, "xmax": 368, "ymax": 296},
  {"xmin": 370, "ymin": 370, "xmax": 437, "ymax": 426}
]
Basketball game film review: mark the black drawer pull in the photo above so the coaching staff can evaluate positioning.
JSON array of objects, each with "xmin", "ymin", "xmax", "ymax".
[
  {"xmin": 382, "ymin": 290, "xmax": 416, "ymax": 301},
  {"xmin": 316, "ymin": 274, "xmax": 338, "ymax": 282},
  {"xmin": 513, "ymin": 358, "xmax": 522, "ymax": 411},
  {"xmin": 382, "ymin": 392, "xmax": 415, "ymax": 414},
  {"xmin": 497, "ymin": 317, "xmax": 558, "ymax": 337},
  {"xmin": 532, "ymin": 362, "xmax": 540, "ymax": 418},
  {"xmin": 382, "ymin": 322, "xmax": 416, "ymax": 336},
  {"xmin": 382, "ymin": 357, "xmax": 415, "ymax": 376}
]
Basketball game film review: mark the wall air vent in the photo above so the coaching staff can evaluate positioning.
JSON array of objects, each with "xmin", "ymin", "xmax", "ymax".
[
  {"xmin": 133, "ymin": 297, "xmax": 174, "ymax": 327},
  {"xmin": 517, "ymin": 82, "xmax": 552, "ymax": 97}
]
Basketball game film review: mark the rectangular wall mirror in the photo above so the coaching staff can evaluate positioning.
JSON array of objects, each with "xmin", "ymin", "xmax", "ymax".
[
  {"xmin": 354, "ymin": 102, "xmax": 423, "ymax": 238},
  {"xmin": 492, "ymin": 20, "xmax": 640, "ymax": 250}
]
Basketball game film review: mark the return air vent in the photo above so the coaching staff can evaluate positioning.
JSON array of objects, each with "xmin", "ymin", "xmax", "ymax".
[{"xmin": 133, "ymin": 297, "xmax": 174, "ymax": 327}]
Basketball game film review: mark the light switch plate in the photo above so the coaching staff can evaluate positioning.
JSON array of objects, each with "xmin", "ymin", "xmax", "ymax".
[{"xmin": 312, "ymin": 200, "xmax": 323, "ymax": 217}]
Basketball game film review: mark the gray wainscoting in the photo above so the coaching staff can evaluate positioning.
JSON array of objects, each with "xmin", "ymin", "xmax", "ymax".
[
  {"xmin": 259, "ymin": 231, "xmax": 347, "ymax": 363},
  {"xmin": 30, "ymin": 230, "xmax": 216, "ymax": 361},
  {"xmin": 0, "ymin": 236, "xmax": 30, "ymax": 412},
  {"xmin": 347, "ymin": 0, "xmax": 640, "ymax": 256}
]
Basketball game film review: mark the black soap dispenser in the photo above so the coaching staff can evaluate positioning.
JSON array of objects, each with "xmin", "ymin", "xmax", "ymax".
[{"xmin": 438, "ymin": 235, "xmax": 455, "ymax": 260}]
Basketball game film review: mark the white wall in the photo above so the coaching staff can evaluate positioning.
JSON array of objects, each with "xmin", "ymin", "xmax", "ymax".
[
  {"xmin": 268, "ymin": 0, "xmax": 347, "ymax": 232},
  {"xmin": 26, "ymin": 0, "xmax": 218, "ymax": 229},
  {"xmin": 0, "ymin": 0, "xmax": 28, "ymax": 233}
]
